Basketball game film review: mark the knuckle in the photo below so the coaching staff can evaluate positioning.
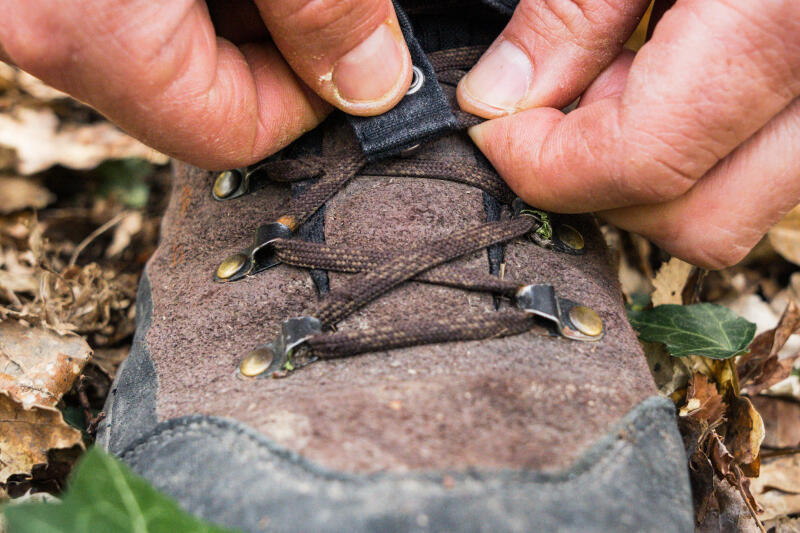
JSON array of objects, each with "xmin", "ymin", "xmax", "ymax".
[
  {"xmin": 513, "ymin": 0, "xmax": 643, "ymax": 50},
  {"xmin": 279, "ymin": 0, "xmax": 386, "ymax": 42}
]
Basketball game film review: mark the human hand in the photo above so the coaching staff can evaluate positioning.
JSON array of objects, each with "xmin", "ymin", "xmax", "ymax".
[
  {"xmin": 458, "ymin": 0, "xmax": 800, "ymax": 269},
  {"xmin": 0, "ymin": 0, "xmax": 412, "ymax": 169}
]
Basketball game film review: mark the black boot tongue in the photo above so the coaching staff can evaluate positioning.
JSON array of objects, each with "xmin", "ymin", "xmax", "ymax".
[{"xmin": 346, "ymin": 1, "xmax": 457, "ymax": 161}]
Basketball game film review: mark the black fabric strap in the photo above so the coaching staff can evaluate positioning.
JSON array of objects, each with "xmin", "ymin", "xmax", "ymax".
[{"xmin": 346, "ymin": 1, "xmax": 458, "ymax": 161}]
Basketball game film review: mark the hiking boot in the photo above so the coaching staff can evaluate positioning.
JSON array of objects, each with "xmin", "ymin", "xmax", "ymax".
[{"xmin": 98, "ymin": 9, "xmax": 693, "ymax": 533}]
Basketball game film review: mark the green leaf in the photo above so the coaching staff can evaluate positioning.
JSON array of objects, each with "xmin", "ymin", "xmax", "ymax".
[
  {"xmin": 3, "ymin": 447, "xmax": 240, "ymax": 533},
  {"xmin": 628, "ymin": 303, "xmax": 756, "ymax": 359}
]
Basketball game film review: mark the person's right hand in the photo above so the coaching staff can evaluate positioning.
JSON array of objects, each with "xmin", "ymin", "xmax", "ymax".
[{"xmin": 0, "ymin": 0, "xmax": 413, "ymax": 169}]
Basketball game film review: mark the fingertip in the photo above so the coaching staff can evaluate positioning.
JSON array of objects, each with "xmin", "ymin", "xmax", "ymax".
[{"xmin": 330, "ymin": 20, "xmax": 413, "ymax": 116}]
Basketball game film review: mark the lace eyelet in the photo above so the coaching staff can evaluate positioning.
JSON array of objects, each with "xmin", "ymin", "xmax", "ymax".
[{"xmin": 406, "ymin": 66, "xmax": 424, "ymax": 95}]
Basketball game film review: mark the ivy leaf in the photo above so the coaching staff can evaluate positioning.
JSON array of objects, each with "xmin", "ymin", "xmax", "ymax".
[
  {"xmin": 628, "ymin": 303, "xmax": 756, "ymax": 359},
  {"xmin": 3, "ymin": 447, "xmax": 240, "ymax": 533}
]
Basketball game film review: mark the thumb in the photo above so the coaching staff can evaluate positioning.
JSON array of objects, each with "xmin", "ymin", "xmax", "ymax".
[
  {"xmin": 256, "ymin": 0, "xmax": 412, "ymax": 117},
  {"xmin": 457, "ymin": 0, "xmax": 649, "ymax": 118}
]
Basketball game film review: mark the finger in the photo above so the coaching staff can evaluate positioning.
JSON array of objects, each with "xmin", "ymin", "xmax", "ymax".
[
  {"xmin": 255, "ymin": 0, "xmax": 412, "ymax": 116},
  {"xmin": 469, "ymin": 0, "xmax": 800, "ymax": 212},
  {"xmin": 0, "ymin": 1, "xmax": 330, "ymax": 170},
  {"xmin": 579, "ymin": 49, "xmax": 634, "ymax": 105},
  {"xmin": 602, "ymin": 97, "xmax": 800, "ymax": 269},
  {"xmin": 457, "ymin": 0, "xmax": 650, "ymax": 118}
]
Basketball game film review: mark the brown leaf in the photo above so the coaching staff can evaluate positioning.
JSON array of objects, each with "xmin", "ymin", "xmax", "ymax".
[
  {"xmin": 681, "ymin": 374, "xmax": 726, "ymax": 426},
  {"xmin": 0, "ymin": 393, "xmax": 82, "ymax": 484},
  {"xmin": 711, "ymin": 432, "xmax": 735, "ymax": 478},
  {"xmin": 751, "ymin": 396, "xmax": 800, "ymax": 449},
  {"xmin": 0, "ymin": 177, "xmax": 54, "ymax": 214},
  {"xmin": 0, "ymin": 319, "xmax": 91, "ymax": 407},
  {"xmin": 0, "ymin": 106, "xmax": 167, "ymax": 175},
  {"xmin": 763, "ymin": 516, "xmax": 800, "ymax": 533},
  {"xmin": 739, "ymin": 301, "xmax": 800, "ymax": 395},
  {"xmin": 726, "ymin": 395, "xmax": 766, "ymax": 472},
  {"xmin": 651, "ymin": 257, "xmax": 695, "ymax": 306},
  {"xmin": 751, "ymin": 454, "xmax": 800, "ymax": 521},
  {"xmin": 92, "ymin": 347, "xmax": 128, "ymax": 379}
]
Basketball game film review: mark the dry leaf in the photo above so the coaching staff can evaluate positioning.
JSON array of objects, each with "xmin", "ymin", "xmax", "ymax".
[
  {"xmin": 0, "ymin": 177, "xmax": 54, "ymax": 214},
  {"xmin": 652, "ymin": 257, "xmax": 694, "ymax": 306},
  {"xmin": 769, "ymin": 206, "xmax": 800, "ymax": 266},
  {"xmin": 0, "ymin": 63, "xmax": 67, "ymax": 101},
  {"xmin": 739, "ymin": 301, "xmax": 800, "ymax": 395},
  {"xmin": 726, "ymin": 395, "xmax": 765, "ymax": 472},
  {"xmin": 0, "ymin": 319, "xmax": 91, "ymax": 408},
  {"xmin": 0, "ymin": 393, "xmax": 82, "ymax": 484},
  {"xmin": 751, "ymin": 455, "xmax": 800, "ymax": 521},
  {"xmin": 91, "ymin": 347, "xmax": 129, "ymax": 379},
  {"xmin": 0, "ymin": 107, "xmax": 167, "ymax": 175},
  {"xmin": 681, "ymin": 374, "xmax": 726, "ymax": 426},
  {"xmin": 763, "ymin": 516, "xmax": 800, "ymax": 533},
  {"xmin": 751, "ymin": 396, "xmax": 800, "ymax": 449},
  {"xmin": 106, "ymin": 211, "xmax": 143, "ymax": 258},
  {"xmin": 766, "ymin": 375, "xmax": 800, "ymax": 401}
]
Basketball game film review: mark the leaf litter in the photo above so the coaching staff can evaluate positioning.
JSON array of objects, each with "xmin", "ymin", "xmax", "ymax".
[
  {"xmin": 615, "ymin": 224, "xmax": 800, "ymax": 532},
  {"xmin": 0, "ymin": 65, "xmax": 166, "ymax": 503}
]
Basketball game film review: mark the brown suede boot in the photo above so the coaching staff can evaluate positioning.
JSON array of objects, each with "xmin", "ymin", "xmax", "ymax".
[{"xmin": 98, "ymin": 43, "xmax": 692, "ymax": 533}]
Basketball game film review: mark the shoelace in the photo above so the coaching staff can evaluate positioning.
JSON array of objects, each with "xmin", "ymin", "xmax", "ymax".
[{"xmin": 211, "ymin": 47, "xmax": 605, "ymax": 378}]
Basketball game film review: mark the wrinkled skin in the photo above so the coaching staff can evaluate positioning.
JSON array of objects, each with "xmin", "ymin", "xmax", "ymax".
[{"xmin": 1, "ymin": 0, "xmax": 799, "ymax": 269}]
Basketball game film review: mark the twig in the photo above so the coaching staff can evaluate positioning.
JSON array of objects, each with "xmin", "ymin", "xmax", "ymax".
[
  {"xmin": 77, "ymin": 376, "xmax": 104, "ymax": 435},
  {"xmin": 733, "ymin": 468, "xmax": 766, "ymax": 533},
  {"xmin": 761, "ymin": 447, "xmax": 800, "ymax": 459},
  {"xmin": 69, "ymin": 212, "xmax": 126, "ymax": 267}
]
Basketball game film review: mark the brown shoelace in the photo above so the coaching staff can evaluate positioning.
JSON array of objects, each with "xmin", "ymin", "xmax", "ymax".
[{"xmin": 214, "ymin": 47, "xmax": 601, "ymax": 376}]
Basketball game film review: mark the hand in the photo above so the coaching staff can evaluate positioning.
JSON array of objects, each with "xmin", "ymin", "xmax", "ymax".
[
  {"xmin": 458, "ymin": 0, "xmax": 800, "ymax": 269},
  {"xmin": 0, "ymin": 0, "xmax": 412, "ymax": 169}
]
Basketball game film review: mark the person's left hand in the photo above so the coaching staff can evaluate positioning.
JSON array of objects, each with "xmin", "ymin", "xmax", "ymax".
[{"xmin": 458, "ymin": 0, "xmax": 800, "ymax": 269}]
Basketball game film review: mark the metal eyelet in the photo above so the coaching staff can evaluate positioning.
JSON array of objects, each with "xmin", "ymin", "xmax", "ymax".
[
  {"xmin": 214, "ymin": 221, "xmax": 294, "ymax": 282},
  {"xmin": 239, "ymin": 317, "xmax": 322, "ymax": 378},
  {"xmin": 515, "ymin": 284, "xmax": 603, "ymax": 342},
  {"xmin": 406, "ymin": 66, "xmax": 424, "ymax": 96}
]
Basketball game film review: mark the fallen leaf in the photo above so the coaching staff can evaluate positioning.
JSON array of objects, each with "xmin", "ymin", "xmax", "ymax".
[
  {"xmin": 643, "ymin": 339, "xmax": 691, "ymax": 397},
  {"xmin": 0, "ymin": 394, "xmax": 82, "ymax": 484},
  {"xmin": 629, "ymin": 303, "xmax": 757, "ymax": 359},
  {"xmin": 0, "ymin": 319, "xmax": 92, "ymax": 408},
  {"xmin": 726, "ymin": 395, "xmax": 765, "ymax": 474},
  {"xmin": 0, "ymin": 107, "xmax": 167, "ymax": 175},
  {"xmin": 739, "ymin": 301, "xmax": 800, "ymax": 395},
  {"xmin": 91, "ymin": 347, "xmax": 129, "ymax": 379},
  {"xmin": 751, "ymin": 454, "xmax": 800, "ymax": 521},
  {"xmin": 695, "ymin": 476, "xmax": 763, "ymax": 533},
  {"xmin": 105, "ymin": 211, "xmax": 143, "ymax": 258},
  {"xmin": 725, "ymin": 294, "xmax": 780, "ymax": 336},
  {"xmin": 0, "ymin": 177, "xmax": 54, "ymax": 214},
  {"xmin": 769, "ymin": 205, "xmax": 800, "ymax": 266},
  {"xmin": 751, "ymin": 396, "xmax": 800, "ymax": 449},
  {"xmin": 652, "ymin": 257, "xmax": 695, "ymax": 306},
  {"xmin": 766, "ymin": 374, "xmax": 800, "ymax": 401},
  {"xmin": 681, "ymin": 374, "xmax": 726, "ymax": 426},
  {"xmin": 763, "ymin": 516, "xmax": 800, "ymax": 533},
  {"xmin": 3, "ymin": 447, "xmax": 240, "ymax": 533}
]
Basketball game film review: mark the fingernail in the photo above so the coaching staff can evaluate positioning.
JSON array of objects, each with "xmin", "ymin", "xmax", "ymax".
[
  {"xmin": 333, "ymin": 24, "xmax": 404, "ymax": 103},
  {"xmin": 462, "ymin": 40, "xmax": 532, "ymax": 114}
]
